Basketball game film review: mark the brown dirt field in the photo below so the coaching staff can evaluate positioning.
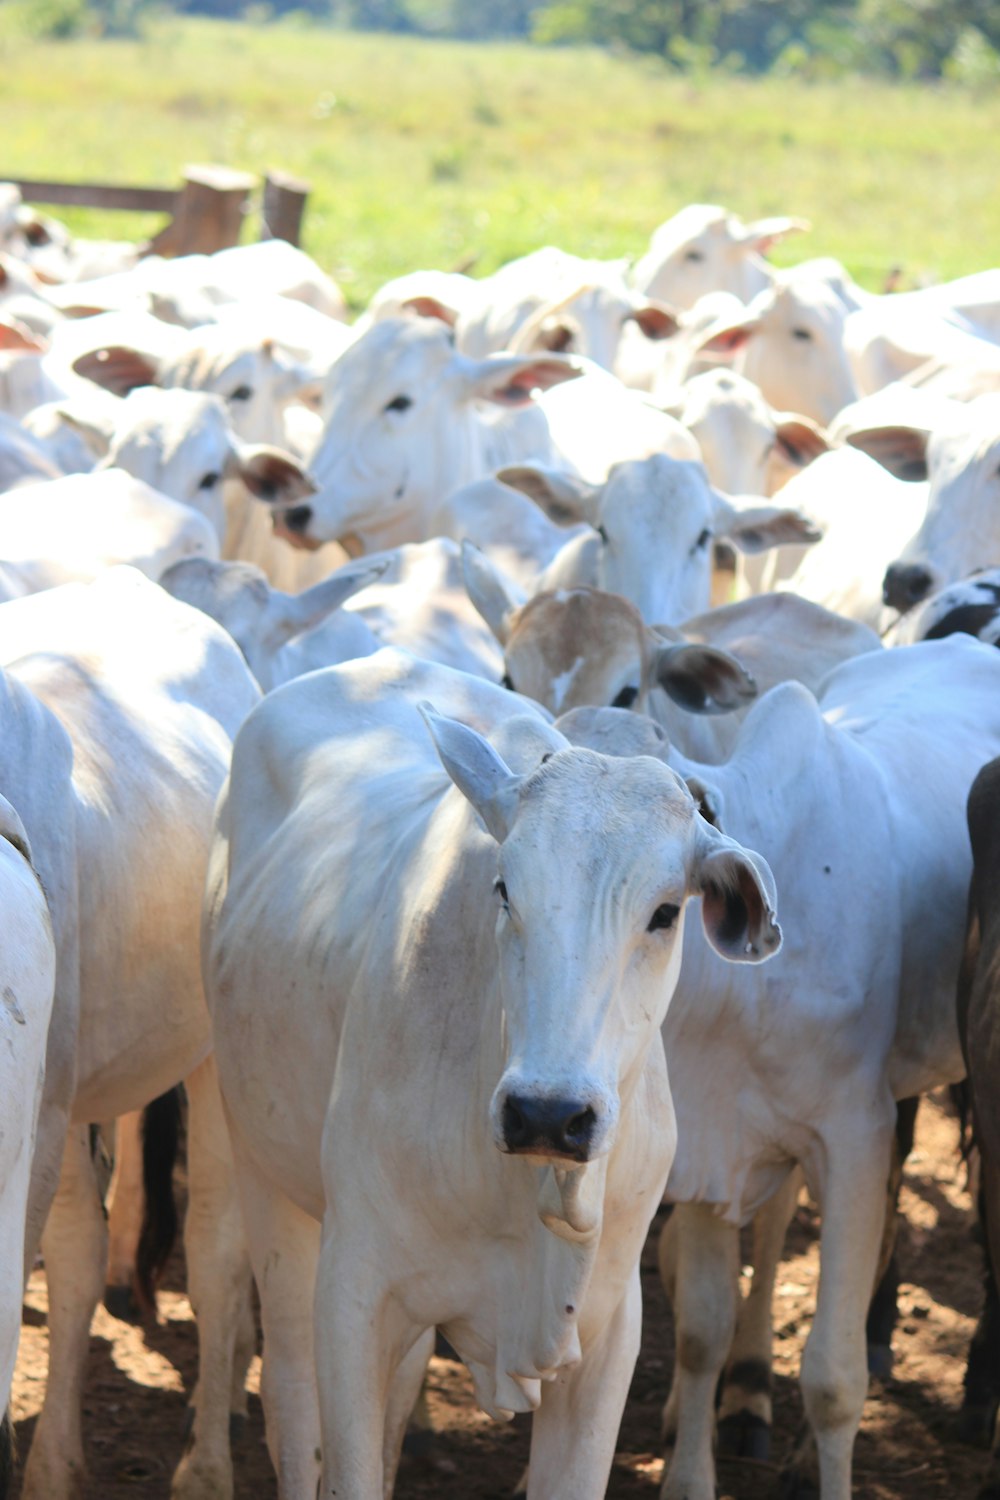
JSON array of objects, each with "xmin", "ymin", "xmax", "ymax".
[{"xmin": 10, "ymin": 1088, "xmax": 992, "ymax": 1499}]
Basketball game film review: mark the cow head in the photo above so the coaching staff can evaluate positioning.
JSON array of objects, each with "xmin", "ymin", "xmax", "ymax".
[{"xmin": 420, "ymin": 705, "xmax": 781, "ymax": 1172}]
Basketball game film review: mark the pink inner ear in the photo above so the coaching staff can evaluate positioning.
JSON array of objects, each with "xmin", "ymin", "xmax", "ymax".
[
  {"xmin": 500, "ymin": 360, "xmax": 580, "ymax": 398},
  {"xmin": 700, "ymin": 326, "xmax": 753, "ymax": 357},
  {"xmin": 629, "ymin": 306, "xmax": 680, "ymax": 341},
  {"xmin": 0, "ymin": 321, "xmax": 45, "ymax": 354},
  {"xmin": 401, "ymin": 295, "xmax": 458, "ymax": 327}
]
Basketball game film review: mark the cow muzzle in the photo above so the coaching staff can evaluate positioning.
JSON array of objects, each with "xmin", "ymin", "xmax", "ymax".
[
  {"xmin": 883, "ymin": 561, "xmax": 934, "ymax": 612},
  {"xmin": 271, "ymin": 503, "xmax": 322, "ymax": 552},
  {"xmin": 498, "ymin": 1092, "xmax": 600, "ymax": 1164}
]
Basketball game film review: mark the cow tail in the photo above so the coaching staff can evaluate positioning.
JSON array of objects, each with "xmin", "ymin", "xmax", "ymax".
[
  {"xmin": 135, "ymin": 1086, "xmax": 183, "ymax": 1312},
  {"xmin": 0, "ymin": 1408, "xmax": 15, "ymax": 1500}
]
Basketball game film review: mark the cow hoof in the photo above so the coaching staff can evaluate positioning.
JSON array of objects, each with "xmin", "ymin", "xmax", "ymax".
[
  {"xmin": 717, "ymin": 1411, "xmax": 771, "ymax": 1461},
  {"xmin": 956, "ymin": 1399, "xmax": 998, "ymax": 1448},
  {"xmin": 103, "ymin": 1282, "xmax": 141, "ymax": 1324},
  {"xmin": 867, "ymin": 1341, "xmax": 893, "ymax": 1382},
  {"xmin": 779, "ymin": 1467, "xmax": 819, "ymax": 1500},
  {"xmin": 229, "ymin": 1412, "xmax": 246, "ymax": 1445}
]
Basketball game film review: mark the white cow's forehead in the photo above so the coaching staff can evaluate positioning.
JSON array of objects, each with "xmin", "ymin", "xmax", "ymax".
[
  {"xmin": 511, "ymin": 747, "xmax": 695, "ymax": 845},
  {"xmin": 327, "ymin": 318, "xmax": 452, "ymax": 397}
]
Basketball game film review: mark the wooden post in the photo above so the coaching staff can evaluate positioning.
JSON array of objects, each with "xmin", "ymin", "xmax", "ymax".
[
  {"xmin": 144, "ymin": 164, "xmax": 256, "ymax": 258},
  {"xmin": 260, "ymin": 169, "xmax": 310, "ymax": 247}
]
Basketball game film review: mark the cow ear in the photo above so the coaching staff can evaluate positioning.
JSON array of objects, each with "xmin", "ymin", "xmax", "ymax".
[
  {"xmin": 496, "ymin": 464, "xmax": 601, "ymax": 526},
  {"xmin": 773, "ymin": 414, "xmax": 831, "ymax": 468},
  {"xmin": 400, "ymin": 294, "xmax": 460, "ymax": 327},
  {"xmin": 0, "ymin": 318, "xmax": 46, "ymax": 354},
  {"xmin": 72, "ymin": 344, "xmax": 161, "ymax": 396},
  {"xmin": 693, "ymin": 822, "xmax": 782, "ymax": 963},
  {"xmin": 458, "ymin": 352, "xmax": 582, "ymax": 408},
  {"xmin": 650, "ymin": 641, "xmax": 756, "ymax": 715},
  {"xmin": 626, "ymin": 303, "xmax": 681, "ymax": 341},
  {"xmin": 714, "ymin": 494, "xmax": 822, "ymax": 554},
  {"xmin": 694, "ymin": 314, "xmax": 761, "ymax": 360},
  {"xmin": 844, "ymin": 425, "xmax": 930, "ymax": 481},
  {"xmin": 418, "ymin": 703, "xmax": 522, "ymax": 843},
  {"xmin": 461, "ymin": 541, "xmax": 525, "ymax": 645},
  {"xmin": 739, "ymin": 216, "xmax": 810, "ymax": 256},
  {"xmin": 230, "ymin": 444, "xmax": 317, "ymax": 505}
]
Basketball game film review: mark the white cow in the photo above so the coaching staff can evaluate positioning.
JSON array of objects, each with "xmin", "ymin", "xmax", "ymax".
[
  {"xmin": 453, "ymin": 245, "xmax": 679, "ymax": 371},
  {"xmin": 748, "ymin": 446, "xmax": 928, "ymax": 628},
  {"xmin": 462, "ymin": 557, "xmax": 880, "ymax": 759},
  {"xmin": 868, "ymin": 393, "xmax": 1000, "ymax": 614},
  {"xmin": 161, "ymin": 537, "xmax": 505, "ymax": 689},
  {"xmin": 0, "ymin": 468, "xmax": 218, "ymax": 592},
  {"xmin": 205, "ymin": 645, "xmax": 781, "ymax": 1499},
  {"xmin": 494, "ymin": 456, "xmax": 821, "ymax": 624},
  {"xmin": 0, "ymin": 796, "xmax": 56, "ymax": 1447},
  {"xmin": 0, "ymin": 570, "xmax": 261, "ymax": 1500},
  {"xmin": 38, "ymin": 384, "xmax": 347, "ymax": 590},
  {"xmin": 660, "ymin": 368, "xmax": 831, "ymax": 497},
  {"xmin": 275, "ymin": 319, "xmax": 701, "ymax": 555},
  {"xmin": 632, "ymin": 204, "xmax": 809, "ymax": 308},
  {"xmin": 650, "ymin": 634, "xmax": 1000, "ymax": 1500},
  {"xmin": 889, "ymin": 568, "xmax": 1000, "ymax": 647}
]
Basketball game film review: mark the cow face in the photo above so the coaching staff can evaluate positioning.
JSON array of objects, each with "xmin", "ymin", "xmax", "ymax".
[
  {"xmin": 635, "ymin": 204, "xmax": 807, "ymax": 310},
  {"xmin": 269, "ymin": 317, "xmax": 579, "ymax": 555},
  {"xmin": 422, "ymin": 708, "xmax": 781, "ymax": 1166},
  {"xmin": 506, "ymin": 455, "xmax": 820, "ymax": 625},
  {"xmin": 882, "ymin": 395, "xmax": 1000, "ymax": 613}
]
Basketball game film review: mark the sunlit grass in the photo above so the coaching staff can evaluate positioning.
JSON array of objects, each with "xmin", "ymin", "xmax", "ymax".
[{"xmin": 1, "ymin": 16, "xmax": 997, "ymax": 306}]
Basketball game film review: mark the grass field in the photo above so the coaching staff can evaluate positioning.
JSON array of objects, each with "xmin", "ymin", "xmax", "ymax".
[{"xmin": 2, "ymin": 15, "xmax": 998, "ymax": 308}]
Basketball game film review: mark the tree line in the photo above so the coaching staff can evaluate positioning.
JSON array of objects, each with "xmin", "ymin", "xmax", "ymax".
[{"xmin": 10, "ymin": 0, "xmax": 1000, "ymax": 81}]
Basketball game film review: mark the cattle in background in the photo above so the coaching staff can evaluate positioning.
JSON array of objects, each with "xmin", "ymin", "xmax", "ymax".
[{"xmin": 639, "ymin": 635, "xmax": 1000, "ymax": 1500}]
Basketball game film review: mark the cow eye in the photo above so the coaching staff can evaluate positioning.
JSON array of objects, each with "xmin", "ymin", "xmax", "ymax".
[
  {"xmin": 494, "ymin": 879, "xmax": 509, "ymax": 905},
  {"xmin": 385, "ymin": 394, "xmax": 413, "ymax": 413},
  {"xmin": 648, "ymin": 902, "xmax": 679, "ymax": 933},
  {"xmin": 684, "ymin": 249, "xmax": 705, "ymax": 263},
  {"xmin": 198, "ymin": 471, "xmax": 220, "ymax": 491},
  {"xmin": 597, "ymin": 524, "xmax": 610, "ymax": 545},
  {"xmin": 694, "ymin": 527, "xmax": 712, "ymax": 552},
  {"xmin": 612, "ymin": 685, "xmax": 638, "ymax": 708},
  {"xmin": 229, "ymin": 385, "xmax": 253, "ymax": 402},
  {"xmin": 500, "ymin": 672, "xmax": 515, "ymax": 691},
  {"xmin": 792, "ymin": 327, "xmax": 813, "ymax": 342}
]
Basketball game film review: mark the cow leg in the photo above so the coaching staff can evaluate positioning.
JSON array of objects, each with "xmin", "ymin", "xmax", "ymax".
[
  {"xmin": 381, "ymin": 1327, "xmax": 434, "ymax": 1499},
  {"xmin": 315, "ymin": 1227, "xmax": 416, "ymax": 1500},
  {"xmin": 103, "ymin": 1109, "xmax": 144, "ymax": 1322},
  {"xmin": 232, "ymin": 1133, "xmax": 321, "ymax": 1499},
  {"xmin": 866, "ymin": 1096, "xmax": 919, "ymax": 1380},
  {"xmin": 974, "ymin": 1150, "xmax": 1000, "ymax": 1497},
  {"xmin": 21, "ymin": 1124, "xmax": 106, "ymax": 1500},
  {"xmin": 526, "ymin": 1268, "xmax": 642, "ymax": 1500},
  {"xmin": 718, "ymin": 1167, "xmax": 803, "ymax": 1460},
  {"xmin": 784, "ymin": 1121, "xmax": 892, "ymax": 1500},
  {"xmin": 171, "ymin": 1056, "xmax": 251, "ymax": 1500},
  {"xmin": 961, "ymin": 1179, "xmax": 1000, "ymax": 1447},
  {"xmin": 660, "ymin": 1203, "xmax": 740, "ymax": 1500}
]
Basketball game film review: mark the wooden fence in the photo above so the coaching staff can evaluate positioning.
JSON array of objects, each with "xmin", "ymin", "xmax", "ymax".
[{"xmin": 1, "ymin": 162, "xmax": 310, "ymax": 257}]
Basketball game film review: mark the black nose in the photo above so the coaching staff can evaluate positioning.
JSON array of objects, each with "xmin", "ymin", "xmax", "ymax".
[
  {"xmin": 883, "ymin": 562, "xmax": 933, "ymax": 611},
  {"xmin": 501, "ymin": 1095, "xmax": 597, "ymax": 1162},
  {"xmin": 278, "ymin": 504, "xmax": 313, "ymax": 534}
]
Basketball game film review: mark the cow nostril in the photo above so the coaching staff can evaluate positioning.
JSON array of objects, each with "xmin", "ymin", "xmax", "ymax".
[
  {"xmin": 564, "ymin": 1107, "xmax": 596, "ymax": 1145},
  {"xmin": 279, "ymin": 504, "xmax": 313, "ymax": 534},
  {"xmin": 906, "ymin": 570, "xmax": 932, "ymax": 605},
  {"xmin": 502, "ymin": 1097, "xmax": 529, "ymax": 1149}
]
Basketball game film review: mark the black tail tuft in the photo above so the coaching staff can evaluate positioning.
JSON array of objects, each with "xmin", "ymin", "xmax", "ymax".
[
  {"xmin": 134, "ymin": 1086, "xmax": 183, "ymax": 1314},
  {"xmin": 0, "ymin": 1408, "xmax": 16, "ymax": 1500}
]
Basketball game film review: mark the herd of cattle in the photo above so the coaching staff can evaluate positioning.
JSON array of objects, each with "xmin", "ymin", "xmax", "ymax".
[{"xmin": 3, "ymin": 184, "xmax": 1000, "ymax": 1500}]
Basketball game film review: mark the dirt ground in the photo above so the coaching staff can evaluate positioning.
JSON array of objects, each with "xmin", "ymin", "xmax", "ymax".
[{"xmin": 10, "ymin": 1088, "xmax": 993, "ymax": 1499}]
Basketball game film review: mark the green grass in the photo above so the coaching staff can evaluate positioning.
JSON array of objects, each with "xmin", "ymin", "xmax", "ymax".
[{"xmin": 1, "ymin": 15, "xmax": 998, "ymax": 308}]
